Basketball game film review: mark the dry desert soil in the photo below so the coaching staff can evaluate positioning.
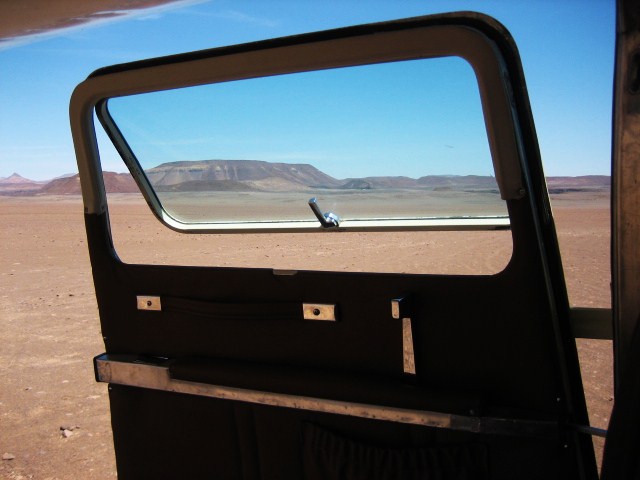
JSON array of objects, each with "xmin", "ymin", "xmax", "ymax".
[{"xmin": 0, "ymin": 192, "xmax": 612, "ymax": 479}]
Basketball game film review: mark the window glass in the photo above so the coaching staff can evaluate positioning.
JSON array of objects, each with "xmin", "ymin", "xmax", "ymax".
[{"xmin": 105, "ymin": 57, "xmax": 507, "ymax": 228}]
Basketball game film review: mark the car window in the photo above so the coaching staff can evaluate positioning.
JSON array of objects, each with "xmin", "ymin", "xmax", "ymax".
[{"xmin": 101, "ymin": 56, "xmax": 508, "ymax": 231}]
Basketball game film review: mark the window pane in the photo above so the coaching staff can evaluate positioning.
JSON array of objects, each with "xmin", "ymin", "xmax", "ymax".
[{"xmin": 105, "ymin": 57, "xmax": 507, "ymax": 227}]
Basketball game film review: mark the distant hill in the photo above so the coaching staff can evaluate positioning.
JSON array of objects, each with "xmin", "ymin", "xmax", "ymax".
[
  {"xmin": 155, "ymin": 179, "xmax": 259, "ymax": 192},
  {"xmin": 38, "ymin": 175, "xmax": 83, "ymax": 194},
  {"xmin": 38, "ymin": 172, "xmax": 138, "ymax": 195},
  {"xmin": 146, "ymin": 160, "xmax": 342, "ymax": 191},
  {"xmin": 339, "ymin": 176, "xmax": 419, "ymax": 190},
  {"xmin": 51, "ymin": 172, "xmax": 77, "ymax": 180},
  {"xmin": 0, "ymin": 173, "xmax": 36, "ymax": 184},
  {"xmin": 417, "ymin": 175, "xmax": 500, "ymax": 189},
  {"xmin": 0, "ymin": 173, "xmax": 45, "ymax": 194},
  {"xmin": 546, "ymin": 175, "xmax": 610, "ymax": 187},
  {"xmin": 1, "ymin": 162, "xmax": 612, "ymax": 196},
  {"xmin": 143, "ymin": 161, "xmax": 508, "ymax": 192},
  {"xmin": 546, "ymin": 175, "xmax": 610, "ymax": 193}
]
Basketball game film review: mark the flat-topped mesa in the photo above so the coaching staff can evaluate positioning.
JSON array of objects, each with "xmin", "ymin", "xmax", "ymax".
[{"xmin": 145, "ymin": 160, "xmax": 342, "ymax": 191}]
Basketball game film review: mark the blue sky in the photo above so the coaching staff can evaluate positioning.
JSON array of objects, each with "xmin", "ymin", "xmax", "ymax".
[
  {"xmin": 108, "ymin": 56, "xmax": 492, "ymax": 178},
  {"xmin": 0, "ymin": 0, "xmax": 614, "ymax": 180}
]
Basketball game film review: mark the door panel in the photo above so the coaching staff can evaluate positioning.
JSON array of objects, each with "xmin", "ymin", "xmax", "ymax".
[{"xmin": 73, "ymin": 13, "xmax": 597, "ymax": 480}]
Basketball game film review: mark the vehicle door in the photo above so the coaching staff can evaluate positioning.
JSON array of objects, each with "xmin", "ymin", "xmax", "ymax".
[{"xmin": 71, "ymin": 13, "xmax": 600, "ymax": 480}]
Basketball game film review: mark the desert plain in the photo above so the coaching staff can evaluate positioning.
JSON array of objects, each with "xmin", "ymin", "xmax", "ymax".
[{"xmin": 1, "ymin": 189, "xmax": 612, "ymax": 479}]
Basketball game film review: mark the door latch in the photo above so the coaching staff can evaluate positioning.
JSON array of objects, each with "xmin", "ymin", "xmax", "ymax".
[{"xmin": 308, "ymin": 197, "xmax": 340, "ymax": 228}]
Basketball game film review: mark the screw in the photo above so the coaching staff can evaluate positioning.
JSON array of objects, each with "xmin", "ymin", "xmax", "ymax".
[
  {"xmin": 147, "ymin": 300, "xmax": 153, "ymax": 307},
  {"xmin": 313, "ymin": 308, "xmax": 321, "ymax": 316}
]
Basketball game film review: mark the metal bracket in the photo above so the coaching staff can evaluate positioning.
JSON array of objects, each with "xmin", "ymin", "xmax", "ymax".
[
  {"xmin": 402, "ymin": 318, "xmax": 416, "ymax": 375},
  {"xmin": 137, "ymin": 296, "xmax": 161, "ymax": 311},
  {"xmin": 570, "ymin": 307, "xmax": 612, "ymax": 339},
  {"xmin": 93, "ymin": 353, "xmax": 560, "ymax": 438},
  {"xmin": 303, "ymin": 303, "xmax": 336, "ymax": 321},
  {"xmin": 391, "ymin": 295, "xmax": 414, "ymax": 319},
  {"xmin": 392, "ymin": 296, "xmax": 416, "ymax": 375}
]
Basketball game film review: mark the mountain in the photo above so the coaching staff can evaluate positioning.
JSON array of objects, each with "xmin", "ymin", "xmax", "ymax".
[
  {"xmin": 0, "ymin": 173, "xmax": 45, "ymax": 193},
  {"xmin": 51, "ymin": 172, "xmax": 77, "ymax": 180},
  {"xmin": 143, "ymin": 161, "xmax": 506, "ymax": 192},
  {"xmin": 38, "ymin": 172, "xmax": 138, "ymax": 195},
  {"xmin": 145, "ymin": 160, "xmax": 342, "ymax": 191},
  {"xmin": 546, "ymin": 175, "xmax": 610, "ymax": 193},
  {"xmin": 39, "ymin": 175, "xmax": 83, "ymax": 194},
  {"xmin": 0, "ymin": 173, "xmax": 37, "ymax": 184},
  {"xmin": 546, "ymin": 175, "xmax": 610, "ymax": 187},
  {"xmin": 339, "ymin": 176, "xmax": 419, "ymax": 190},
  {"xmin": 417, "ymin": 175, "xmax": 500, "ymax": 189},
  {"xmin": 155, "ymin": 179, "xmax": 260, "ymax": 192},
  {"xmin": 142, "ymin": 160, "xmax": 609, "ymax": 194},
  {"xmin": 0, "ymin": 162, "xmax": 612, "ymax": 196}
]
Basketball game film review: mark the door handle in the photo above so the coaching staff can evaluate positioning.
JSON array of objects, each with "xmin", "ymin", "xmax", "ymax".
[{"xmin": 308, "ymin": 197, "xmax": 340, "ymax": 228}]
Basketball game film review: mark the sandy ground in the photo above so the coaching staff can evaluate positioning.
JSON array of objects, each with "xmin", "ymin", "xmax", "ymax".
[{"xmin": 0, "ymin": 193, "xmax": 612, "ymax": 479}]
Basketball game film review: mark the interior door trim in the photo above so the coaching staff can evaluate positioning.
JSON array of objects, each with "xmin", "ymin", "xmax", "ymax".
[{"xmin": 95, "ymin": 353, "xmax": 565, "ymax": 439}]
